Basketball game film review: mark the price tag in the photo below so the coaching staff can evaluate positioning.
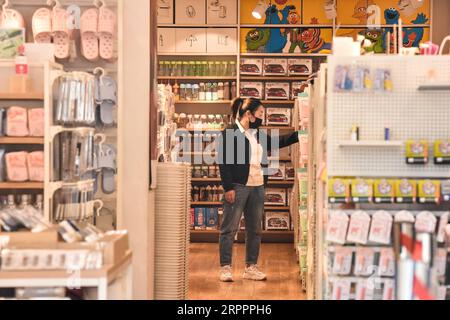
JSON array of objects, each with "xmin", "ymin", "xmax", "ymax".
[
  {"xmin": 326, "ymin": 211, "xmax": 349, "ymax": 244},
  {"xmin": 347, "ymin": 210, "xmax": 371, "ymax": 244},
  {"xmin": 415, "ymin": 211, "xmax": 437, "ymax": 233},
  {"xmin": 369, "ymin": 210, "xmax": 393, "ymax": 245}
]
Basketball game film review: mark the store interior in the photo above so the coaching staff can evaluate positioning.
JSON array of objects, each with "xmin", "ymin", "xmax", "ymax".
[{"xmin": 0, "ymin": 0, "xmax": 449, "ymax": 300}]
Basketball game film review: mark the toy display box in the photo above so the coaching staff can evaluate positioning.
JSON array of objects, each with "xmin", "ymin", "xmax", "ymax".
[
  {"xmin": 351, "ymin": 178, "xmax": 373, "ymax": 203},
  {"xmin": 292, "ymin": 82, "xmax": 308, "ymax": 99},
  {"xmin": 418, "ymin": 180, "xmax": 440, "ymax": 204},
  {"xmin": 240, "ymin": 59, "xmax": 263, "ymax": 75},
  {"xmin": 268, "ymin": 163, "xmax": 285, "ymax": 180},
  {"xmin": 328, "ymin": 178, "xmax": 351, "ymax": 203},
  {"xmin": 240, "ymin": 82, "xmax": 263, "ymax": 99},
  {"xmin": 395, "ymin": 179, "xmax": 416, "ymax": 203},
  {"xmin": 265, "ymin": 212, "xmax": 290, "ymax": 231},
  {"xmin": 263, "ymin": 59, "xmax": 288, "ymax": 76},
  {"xmin": 264, "ymin": 188, "xmax": 286, "ymax": 206},
  {"xmin": 175, "ymin": 0, "xmax": 206, "ymax": 25},
  {"xmin": 406, "ymin": 140, "xmax": 429, "ymax": 164},
  {"xmin": 434, "ymin": 139, "xmax": 450, "ymax": 164},
  {"xmin": 194, "ymin": 207, "xmax": 206, "ymax": 230},
  {"xmin": 206, "ymin": 28, "xmax": 237, "ymax": 54},
  {"xmin": 266, "ymin": 108, "xmax": 291, "ymax": 126},
  {"xmin": 441, "ymin": 180, "xmax": 450, "ymax": 202},
  {"xmin": 205, "ymin": 208, "xmax": 219, "ymax": 230},
  {"xmin": 265, "ymin": 82, "xmax": 290, "ymax": 100},
  {"xmin": 285, "ymin": 163, "xmax": 295, "ymax": 180},
  {"xmin": 374, "ymin": 179, "xmax": 395, "ymax": 203},
  {"xmin": 207, "ymin": 0, "xmax": 237, "ymax": 25},
  {"xmin": 288, "ymin": 59, "xmax": 312, "ymax": 76}
]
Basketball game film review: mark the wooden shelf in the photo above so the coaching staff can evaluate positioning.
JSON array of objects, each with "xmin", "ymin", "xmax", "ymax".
[
  {"xmin": 0, "ymin": 137, "xmax": 44, "ymax": 145},
  {"xmin": 191, "ymin": 178, "xmax": 221, "ymax": 182},
  {"xmin": 158, "ymin": 76, "xmax": 237, "ymax": 80},
  {"xmin": 0, "ymin": 92, "xmax": 44, "ymax": 100},
  {"xmin": 261, "ymin": 100, "xmax": 295, "ymax": 104},
  {"xmin": 241, "ymin": 53, "xmax": 329, "ymax": 57},
  {"xmin": 261, "ymin": 126, "xmax": 294, "ymax": 130},
  {"xmin": 191, "ymin": 201, "xmax": 222, "ymax": 206},
  {"xmin": 268, "ymin": 156, "xmax": 292, "ymax": 162},
  {"xmin": 0, "ymin": 182, "xmax": 44, "ymax": 190},
  {"xmin": 241, "ymin": 24, "xmax": 333, "ymax": 28},
  {"xmin": 175, "ymin": 100, "xmax": 232, "ymax": 104},
  {"xmin": 264, "ymin": 206, "xmax": 290, "ymax": 210},
  {"xmin": 159, "ymin": 53, "xmax": 237, "ymax": 56},
  {"xmin": 158, "ymin": 24, "xmax": 238, "ymax": 28},
  {"xmin": 190, "ymin": 230, "xmax": 294, "ymax": 243},
  {"xmin": 177, "ymin": 128, "xmax": 223, "ymax": 133},
  {"xmin": 267, "ymin": 180, "xmax": 294, "ymax": 186},
  {"xmin": 338, "ymin": 141, "xmax": 403, "ymax": 148},
  {"xmin": 241, "ymin": 76, "xmax": 309, "ymax": 81}
]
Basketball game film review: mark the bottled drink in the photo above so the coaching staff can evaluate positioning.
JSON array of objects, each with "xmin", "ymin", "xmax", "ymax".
[
  {"xmin": 173, "ymin": 81, "xmax": 180, "ymax": 101},
  {"xmin": 208, "ymin": 61, "xmax": 215, "ymax": 76},
  {"xmin": 217, "ymin": 82, "xmax": 224, "ymax": 100},
  {"xmin": 182, "ymin": 61, "xmax": 189, "ymax": 76},
  {"xmin": 180, "ymin": 84, "xmax": 186, "ymax": 100},
  {"xmin": 230, "ymin": 61, "xmax": 237, "ymax": 76},
  {"xmin": 199, "ymin": 83, "xmax": 206, "ymax": 101},
  {"xmin": 231, "ymin": 82, "xmax": 237, "ymax": 99},
  {"xmin": 205, "ymin": 83, "xmax": 212, "ymax": 101},
  {"xmin": 212, "ymin": 83, "xmax": 218, "ymax": 101},
  {"xmin": 6, "ymin": 195, "xmax": 16, "ymax": 209},
  {"xmin": 185, "ymin": 83, "xmax": 193, "ymax": 101},
  {"xmin": 224, "ymin": 82, "xmax": 230, "ymax": 100},
  {"xmin": 222, "ymin": 61, "xmax": 228, "ymax": 76},
  {"xmin": 192, "ymin": 84, "xmax": 199, "ymax": 101}
]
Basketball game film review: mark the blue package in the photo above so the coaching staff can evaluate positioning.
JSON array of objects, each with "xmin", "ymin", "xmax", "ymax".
[
  {"xmin": 206, "ymin": 208, "xmax": 218, "ymax": 230},
  {"xmin": 194, "ymin": 208, "xmax": 206, "ymax": 230},
  {"xmin": 353, "ymin": 66, "xmax": 365, "ymax": 92}
]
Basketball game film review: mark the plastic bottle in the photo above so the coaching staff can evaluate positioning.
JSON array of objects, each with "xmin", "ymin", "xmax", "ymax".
[
  {"xmin": 231, "ymin": 82, "xmax": 237, "ymax": 99},
  {"xmin": 173, "ymin": 81, "xmax": 180, "ymax": 101},
  {"xmin": 192, "ymin": 83, "xmax": 199, "ymax": 101},
  {"xmin": 180, "ymin": 83, "xmax": 186, "ymax": 100},
  {"xmin": 230, "ymin": 61, "xmax": 237, "ymax": 77},
  {"xmin": 205, "ymin": 83, "xmax": 212, "ymax": 101},
  {"xmin": 212, "ymin": 83, "xmax": 218, "ymax": 101},
  {"xmin": 199, "ymin": 82, "xmax": 206, "ymax": 101},
  {"xmin": 224, "ymin": 82, "xmax": 230, "ymax": 100},
  {"xmin": 15, "ymin": 45, "xmax": 28, "ymax": 75},
  {"xmin": 185, "ymin": 83, "xmax": 193, "ymax": 101},
  {"xmin": 218, "ymin": 82, "xmax": 224, "ymax": 100}
]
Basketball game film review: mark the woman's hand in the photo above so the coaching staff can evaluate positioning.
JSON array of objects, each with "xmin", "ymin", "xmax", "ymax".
[{"xmin": 225, "ymin": 190, "xmax": 236, "ymax": 204}]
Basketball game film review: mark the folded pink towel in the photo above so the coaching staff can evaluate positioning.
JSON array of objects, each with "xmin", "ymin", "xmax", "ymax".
[
  {"xmin": 7, "ymin": 107, "xmax": 29, "ymax": 137},
  {"xmin": 6, "ymin": 152, "xmax": 29, "ymax": 182},
  {"xmin": 28, "ymin": 108, "xmax": 45, "ymax": 137},
  {"xmin": 27, "ymin": 151, "xmax": 44, "ymax": 182}
]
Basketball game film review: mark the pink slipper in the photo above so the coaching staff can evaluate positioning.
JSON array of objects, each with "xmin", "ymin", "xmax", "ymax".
[
  {"xmin": 81, "ymin": 8, "xmax": 99, "ymax": 61},
  {"xmin": 1, "ymin": 8, "xmax": 25, "ymax": 28},
  {"xmin": 52, "ymin": 7, "xmax": 70, "ymax": 59},
  {"xmin": 98, "ymin": 6, "xmax": 116, "ymax": 60},
  {"xmin": 32, "ymin": 8, "xmax": 52, "ymax": 43}
]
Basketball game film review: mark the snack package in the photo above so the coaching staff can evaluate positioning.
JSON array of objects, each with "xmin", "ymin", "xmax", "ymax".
[
  {"xmin": 374, "ymin": 179, "xmax": 395, "ymax": 203},
  {"xmin": 285, "ymin": 163, "xmax": 295, "ymax": 180},
  {"xmin": 382, "ymin": 279, "xmax": 395, "ymax": 300},
  {"xmin": 263, "ymin": 58, "xmax": 287, "ymax": 76},
  {"xmin": 240, "ymin": 59, "xmax": 263, "ymax": 75},
  {"xmin": 351, "ymin": 178, "xmax": 373, "ymax": 203},
  {"xmin": 240, "ymin": 82, "xmax": 263, "ymax": 99},
  {"xmin": 190, "ymin": 208, "xmax": 195, "ymax": 229},
  {"xmin": 27, "ymin": 151, "xmax": 44, "ymax": 182},
  {"xmin": 265, "ymin": 82, "xmax": 290, "ymax": 100},
  {"xmin": 417, "ymin": 180, "xmax": 440, "ymax": 204},
  {"xmin": 328, "ymin": 178, "xmax": 350, "ymax": 203},
  {"xmin": 415, "ymin": 211, "xmax": 437, "ymax": 233},
  {"xmin": 395, "ymin": 179, "xmax": 416, "ymax": 203},
  {"xmin": 354, "ymin": 247, "xmax": 376, "ymax": 276},
  {"xmin": 291, "ymin": 82, "xmax": 308, "ymax": 99},
  {"xmin": 334, "ymin": 65, "xmax": 352, "ymax": 92},
  {"xmin": 332, "ymin": 246, "xmax": 353, "ymax": 275},
  {"xmin": 355, "ymin": 279, "xmax": 375, "ymax": 300},
  {"xmin": 268, "ymin": 163, "xmax": 285, "ymax": 180},
  {"xmin": 264, "ymin": 188, "xmax": 286, "ymax": 206},
  {"xmin": 347, "ymin": 210, "xmax": 371, "ymax": 244},
  {"xmin": 326, "ymin": 211, "xmax": 349, "ymax": 244},
  {"xmin": 28, "ymin": 108, "xmax": 45, "ymax": 137},
  {"xmin": 441, "ymin": 180, "xmax": 450, "ymax": 202},
  {"xmin": 6, "ymin": 106, "xmax": 28, "ymax": 137},
  {"xmin": 378, "ymin": 248, "xmax": 395, "ymax": 277},
  {"xmin": 265, "ymin": 212, "xmax": 290, "ymax": 230},
  {"xmin": 288, "ymin": 59, "xmax": 312, "ymax": 76},
  {"xmin": 5, "ymin": 151, "xmax": 28, "ymax": 182},
  {"xmin": 266, "ymin": 108, "xmax": 291, "ymax": 126},
  {"xmin": 369, "ymin": 210, "xmax": 393, "ymax": 245},
  {"xmin": 434, "ymin": 140, "xmax": 450, "ymax": 164},
  {"xmin": 406, "ymin": 140, "xmax": 429, "ymax": 164},
  {"xmin": 205, "ymin": 208, "xmax": 218, "ymax": 230},
  {"xmin": 194, "ymin": 208, "xmax": 206, "ymax": 230},
  {"xmin": 332, "ymin": 278, "xmax": 351, "ymax": 300}
]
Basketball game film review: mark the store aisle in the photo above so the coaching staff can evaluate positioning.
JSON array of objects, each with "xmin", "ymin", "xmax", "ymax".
[{"xmin": 189, "ymin": 243, "xmax": 305, "ymax": 300}]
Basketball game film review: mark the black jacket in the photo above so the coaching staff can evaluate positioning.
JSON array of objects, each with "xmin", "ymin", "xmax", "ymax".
[{"xmin": 218, "ymin": 124, "xmax": 299, "ymax": 192}]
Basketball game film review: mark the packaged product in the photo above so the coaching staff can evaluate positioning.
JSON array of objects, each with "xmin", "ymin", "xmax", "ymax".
[
  {"xmin": 406, "ymin": 140, "xmax": 429, "ymax": 164},
  {"xmin": 194, "ymin": 208, "xmax": 206, "ymax": 230},
  {"xmin": 326, "ymin": 210, "xmax": 349, "ymax": 245},
  {"xmin": 205, "ymin": 208, "xmax": 218, "ymax": 230},
  {"xmin": 346, "ymin": 210, "xmax": 371, "ymax": 244},
  {"xmin": 434, "ymin": 139, "xmax": 450, "ymax": 164},
  {"xmin": 268, "ymin": 163, "xmax": 285, "ymax": 180},
  {"xmin": 351, "ymin": 178, "xmax": 373, "ymax": 203},
  {"xmin": 264, "ymin": 188, "xmax": 286, "ymax": 206},
  {"xmin": 27, "ymin": 151, "xmax": 44, "ymax": 182},
  {"xmin": 355, "ymin": 279, "xmax": 374, "ymax": 300},
  {"xmin": 240, "ymin": 59, "xmax": 263, "ymax": 75},
  {"xmin": 190, "ymin": 208, "xmax": 195, "ymax": 229},
  {"xmin": 265, "ymin": 82, "xmax": 290, "ymax": 100},
  {"xmin": 0, "ymin": 149, "xmax": 5, "ymax": 182},
  {"xmin": 331, "ymin": 279, "xmax": 351, "ymax": 300},
  {"xmin": 292, "ymin": 82, "xmax": 308, "ymax": 99},
  {"xmin": 240, "ymin": 82, "xmax": 263, "ymax": 99},
  {"xmin": 265, "ymin": 212, "xmax": 289, "ymax": 230},
  {"xmin": 394, "ymin": 179, "xmax": 416, "ymax": 203},
  {"xmin": 263, "ymin": 58, "xmax": 287, "ymax": 76},
  {"xmin": 288, "ymin": 59, "xmax": 312, "ymax": 76},
  {"xmin": 266, "ymin": 108, "xmax": 291, "ymax": 126},
  {"xmin": 373, "ymin": 179, "xmax": 395, "ymax": 203},
  {"xmin": 328, "ymin": 178, "xmax": 351, "ymax": 203},
  {"xmin": 368, "ymin": 210, "xmax": 393, "ymax": 245},
  {"xmin": 436, "ymin": 212, "xmax": 449, "ymax": 243},
  {"xmin": 441, "ymin": 180, "xmax": 450, "ymax": 202},
  {"xmin": 378, "ymin": 248, "xmax": 395, "ymax": 277},
  {"xmin": 28, "ymin": 108, "xmax": 45, "ymax": 137},
  {"xmin": 417, "ymin": 179, "xmax": 440, "ymax": 204},
  {"xmin": 332, "ymin": 246, "xmax": 353, "ymax": 275},
  {"xmin": 6, "ymin": 106, "xmax": 28, "ymax": 137},
  {"xmin": 285, "ymin": 163, "xmax": 295, "ymax": 180},
  {"xmin": 354, "ymin": 247, "xmax": 375, "ymax": 276},
  {"xmin": 5, "ymin": 151, "xmax": 28, "ymax": 182},
  {"xmin": 414, "ymin": 210, "xmax": 437, "ymax": 233}
]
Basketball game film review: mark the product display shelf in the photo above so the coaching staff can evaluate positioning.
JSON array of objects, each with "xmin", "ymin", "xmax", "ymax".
[
  {"xmin": 338, "ymin": 141, "xmax": 403, "ymax": 148},
  {"xmin": 191, "ymin": 201, "xmax": 222, "ymax": 206},
  {"xmin": 191, "ymin": 230, "xmax": 294, "ymax": 244},
  {"xmin": 261, "ymin": 126, "xmax": 295, "ymax": 130},
  {"xmin": 175, "ymin": 100, "xmax": 232, "ymax": 104},
  {"xmin": 240, "ymin": 24, "xmax": 334, "ymax": 29},
  {"xmin": 191, "ymin": 178, "xmax": 222, "ymax": 183},
  {"xmin": 157, "ymin": 24, "xmax": 239, "ymax": 28},
  {"xmin": 0, "ymin": 251, "xmax": 133, "ymax": 300},
  {"xmin": 0, "ymin": 182, "xmax": 44, "ymax": 190},
  {"xmin": 260, "ymin": 100, "xmax": 295, "ymax": 104},
  {"xmin": 158, "ymin": 76, "xmax": 237, "ymax": 80},
  {"xmin": 241, "ymin": 76, "xmax": 309, "ymax": 81},
  {"xmin": 0, "ymin": 92, "xmax": 44, "ymax": 100},
  {"xmin": 0, "ymin": 137, "xmax": 44, "ymax": 145}
]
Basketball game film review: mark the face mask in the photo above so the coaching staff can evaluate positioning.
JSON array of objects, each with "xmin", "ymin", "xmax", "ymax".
[{"xmin": 249, "ymin": 116, "xmax": 263, "ymax": 129}]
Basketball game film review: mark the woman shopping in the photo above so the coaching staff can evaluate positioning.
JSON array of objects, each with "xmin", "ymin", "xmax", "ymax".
[{"xmin": 217, "ymin": 98, "xmax": 300, "ymax": 282}]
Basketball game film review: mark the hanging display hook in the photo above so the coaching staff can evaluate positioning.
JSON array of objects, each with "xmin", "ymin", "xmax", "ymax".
[
  {"xmin": 93, "ymin": 200, "xmax": 104, "ymax": 217},
  {"xmin": 93, "ymin": 67, "xmax": 107, "ymax": 85},
  {"xmin": 2, "ymin": 0, "xmax": 11, "ymax": 11},
  {"xmin": 93, "ymin": 0, "xmax": 106, "ymax": 8},
  {"xmin": 46, "ymin": 0, "xmax": 62, "ymax": 8}
]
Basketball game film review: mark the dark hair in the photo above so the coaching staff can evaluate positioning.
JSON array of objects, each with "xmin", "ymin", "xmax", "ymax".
[{"xmin": 230, "ymin": 97, "xmax": 263, "ymax": 121}]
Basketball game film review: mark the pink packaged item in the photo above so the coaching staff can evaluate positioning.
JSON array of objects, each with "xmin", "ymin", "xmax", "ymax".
[
  {"xmin": 7, "ymin": 107, "xmax": 29, "ymax": 137},
  {"xmin": 28, "ymin": 108, "xmax": 45, "ymax": 137},
  {"xmin": 27, "ymin": 151, "xmax": 44, "ymax": 182},
  {"xmin": 6, "ymin": 152, "xmax": 29, "ymax": 182}
]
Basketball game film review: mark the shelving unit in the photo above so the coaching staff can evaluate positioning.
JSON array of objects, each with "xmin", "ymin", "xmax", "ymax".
[
  {"xmin": 191, "ymin": 230, "xmax": 294, "ymax": 244},
  {"xmin": 0, "ymin": 182, "xmax": 44, "ymax": 190},
  {"xmin": 0, "ymin": 92, "xmax": 44, "ymax": 100},
  {"xmin": 0, "ymin": 137, "xmax": 44, "ymax": 145}
]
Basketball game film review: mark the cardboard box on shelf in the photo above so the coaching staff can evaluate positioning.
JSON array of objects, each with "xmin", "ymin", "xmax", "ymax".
[
  {"xmin": 175, "ymin": 0, "xmax": 206, "ymax": 25},
  {"xmin": 0, "ymin": 228, "xmax": 59, "ymax": 246},
  {"xmin": 265, "ymin": 212, "xmax": 290, "ymax": 230},
  {"xmin": 206, "ymin": 208, "xmax": 219, "ymax": 230},
  {"xmin": 176, "ymin": 28, "xmax": 207, "ymax": 53},
  {"xmin": 240, "ymin": 81, "xmax": 263, "ymax": 99},
  {"xmin": 265, "ymin": 82, "xmax": 290, "ymax": 100},
  {"xmin": 268, "ymin": 163, "xmax": 285, "ymax": 180},
  {"xmin": 288, "ymin": 59, "xmax": 312, "ymax": 76},
  {"xmin": 264, "ymin": 188, "xmax": 286, "ymax": 206},
  {"xmin": 207, "ymin": 0, "xmax": 237, "ymax": 24},
  {"xmin": 240, "ymin": 59, "xmax": 263, "ymax": 75},
  {"xmin": 207, "ymin": 28, "xmax": 237, "ymax": 53},
  {"xmin": 157, "ymin": 28, "xmax": 176, "ymax": 53},
  {"xmin": 285, "ymin": 163, "xmax": 295, "ymax": 180},
  {"xmin": 266, "ymin": 107, "xmax": 291, "ymax": 126},
  {"xmin": 157, "ymin": 0, "xmax": 174, "ymax": 24},
  {"xmin": 263, "ymin": 59, "xmax": 288, "ymax": 76}
]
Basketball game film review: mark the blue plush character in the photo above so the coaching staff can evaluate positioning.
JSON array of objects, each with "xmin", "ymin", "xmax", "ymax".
[
  {"xmin": 263, "ymin": 4, "xmax": 294, "ymax": 53},
  {"xmin": 383, "ymin": 8, "xmax": 428, "ymax": 49}
]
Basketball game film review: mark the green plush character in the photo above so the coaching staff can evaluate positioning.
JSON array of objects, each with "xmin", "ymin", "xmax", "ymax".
[
  {"xmin": 364, "ymin": 29, "xmax": 384, "ymax": 54},
  {"xmin": 245, "ymin": 28, "xmax": 270, "ymax": 52}
]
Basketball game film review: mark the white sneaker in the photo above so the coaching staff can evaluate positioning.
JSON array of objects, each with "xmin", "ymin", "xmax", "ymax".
[
  {"xmin": 243, "ymin": 265, "xmax": 267, "ymax": 281},
  {"xmin": 220, "ymin": 265, "xmax": 233, "ymax": 282}
]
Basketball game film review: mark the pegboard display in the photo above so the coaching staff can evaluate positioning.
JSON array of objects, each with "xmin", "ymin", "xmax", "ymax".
[{"xmin": 327, "ymin": 55, "xmax": 450, "ymax": 178}]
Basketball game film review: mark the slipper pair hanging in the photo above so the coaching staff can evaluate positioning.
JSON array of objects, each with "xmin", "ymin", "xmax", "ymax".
[
  {"xmin": 0, "ymin": 2, "xmax": 25, "ymax": 28},
  {"xmin": 81, "ymin": 5, "xmax": 116, "ymax": 61},
  {"xmin": 32, "ymin": 5, "xmax": 71, "ymax": 59},
  {"xmin": 95, "ymin": 74, "xmax": 117, "ymax": 126}
]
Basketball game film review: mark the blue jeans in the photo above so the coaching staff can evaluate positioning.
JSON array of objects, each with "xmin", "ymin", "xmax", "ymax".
[{"xmin": 219, "ymin": 184, "xmax": 265, "ymax": 267}]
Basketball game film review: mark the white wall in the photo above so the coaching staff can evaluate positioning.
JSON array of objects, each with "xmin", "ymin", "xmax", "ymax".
[{"xmin": 118, "ymin": 0, "xmax": 154, "ymax": 299}]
